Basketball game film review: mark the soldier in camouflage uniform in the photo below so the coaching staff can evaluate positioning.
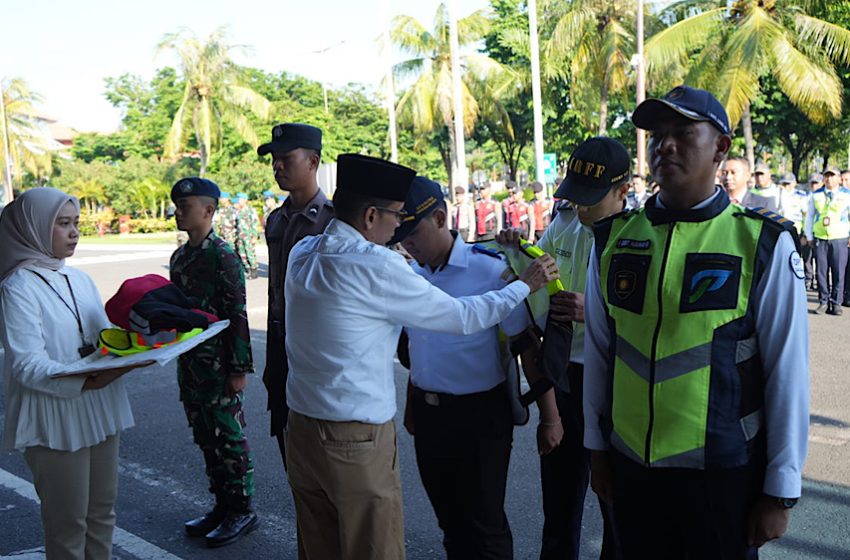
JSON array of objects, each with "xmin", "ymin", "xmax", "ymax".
[
  {"xmin": 169, "ymin": 177, "xmax": 259, "ymax": 548},
  {"xmin": 214, "ymin": 192, "xmax": 237, "ymax": 249},
  {"xmin": 234, "ymin": 193, "xmax": 260, "ymax": 279}
]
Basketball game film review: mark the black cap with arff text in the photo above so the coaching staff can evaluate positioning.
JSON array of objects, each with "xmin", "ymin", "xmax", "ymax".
[
  {"xmin": 554, "ymin": 137, "xmax": 630, "ymax": 206},
  {"xmin": 335, "ymin": 154, "xmax": 417, "ymax": 202},
  {"xmin": 170, "ymin": 177, "xmax": 221, "ymax": 203},
  {"xmin": 257, "ymin": 123, "xmax": 322, "ymax": 156},
  {"xmin": 632, "ymin": 85, "xmax": 731, "ymax": 136},
  {"xmin": 389, "ymin": 176, "xmax": 445, "ymax": 244}
]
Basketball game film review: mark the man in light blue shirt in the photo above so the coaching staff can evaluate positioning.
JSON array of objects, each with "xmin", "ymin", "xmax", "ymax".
[{"xmin": 392, "ymin": 177, "xmax": 563, "ymax": 559}]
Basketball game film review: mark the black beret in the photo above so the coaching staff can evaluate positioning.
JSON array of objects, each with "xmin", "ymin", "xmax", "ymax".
[
  {"xmin": 257, "ymin": 123, "xmax": 322, "ymax": 156},
  {"xmin": 171, "ymin": 177, "xmax": 221, "ymax": 203},
  {"xmin": 335, "ymin": 154, "xmax": 416, "ymax": 202}
]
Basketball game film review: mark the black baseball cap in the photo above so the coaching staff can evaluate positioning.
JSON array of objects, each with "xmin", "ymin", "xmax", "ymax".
[
  {"xmin": 257, "ymin": 123, "xmax": 322, "ymax": 156},
  {"xmin": 389, "ymin": 176, "xmax": 444, "ymax": 244},
  {"xmin": 632, "ymin": 85, "xmax": 731, "ymax": 135},
  {"xmin": 554, "ymin": 137, "xmax": 630, "ymax": 206},
  {"xmin": 336, "ymin": 154, "xmax": 416, "ymax": 202},
  {"xmin": 170, "ymin": 177, "xmax": 221, "ymax": 203}
]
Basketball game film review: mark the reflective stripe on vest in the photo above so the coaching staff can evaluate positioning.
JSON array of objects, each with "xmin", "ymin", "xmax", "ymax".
[
  {"xmin": 599, "ymin": 203, "xmax": 767, "ymax": 469},
  {"xmin": 812, "ymin": 189, "xmax": 850, "ymax": 239}
]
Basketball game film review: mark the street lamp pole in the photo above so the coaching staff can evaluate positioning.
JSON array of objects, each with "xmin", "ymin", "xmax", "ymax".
[
  {"xmin": 529, "ymin": 0, "xmax": 546, "ymax": 186},
  {"xmin": 0, "ymin": 78, "xmax": 14, "ymax": 205},
  {"xmin": 636, "ymin": 0, "xmax": 646, "ymax": 178},
  {"xmin": 383, "ymin": 0, "xmax": 399, "ymax": 163},
  {"xmin": 448, "ymin": 0, "xmax": 467, "ymax": 199}
]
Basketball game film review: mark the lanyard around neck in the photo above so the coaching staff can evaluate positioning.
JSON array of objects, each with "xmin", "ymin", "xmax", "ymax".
[{"xmin": 29, "ymin": 270, "xmax": 87, "ymax": 343}]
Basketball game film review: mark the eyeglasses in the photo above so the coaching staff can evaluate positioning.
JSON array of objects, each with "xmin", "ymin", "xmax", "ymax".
[{"xmin": 373, "ymin": 206, "xmax": 408, "ymax": 220}]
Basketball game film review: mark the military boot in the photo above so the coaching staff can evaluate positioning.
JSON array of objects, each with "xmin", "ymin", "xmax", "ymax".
[
  {"xmin": 207, "ymin": 499, "xmax": 260, "ymax": 548},
  {"xmin": 185, "ymin": 504, "xmax": 227, "ymax": 537}
]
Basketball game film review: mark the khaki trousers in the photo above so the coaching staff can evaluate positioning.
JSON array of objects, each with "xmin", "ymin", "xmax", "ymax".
[
  {"xmin": 24, "ymin": 435, "xmax": 120, "ymax": 560},
  {"xmin": 285, "ymin": 411, "xmax": 405, "ymax": 560}
]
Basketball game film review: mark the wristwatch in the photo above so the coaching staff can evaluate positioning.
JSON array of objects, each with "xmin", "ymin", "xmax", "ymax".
[{"xmin": 766, "ymin": 494, "xmax": 798, "ymax": 509}]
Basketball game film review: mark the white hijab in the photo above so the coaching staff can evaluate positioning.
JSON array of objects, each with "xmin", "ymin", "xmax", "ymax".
[{"xmin": 0, "ymin": 187, "xmax": 80, "ymax": 286}]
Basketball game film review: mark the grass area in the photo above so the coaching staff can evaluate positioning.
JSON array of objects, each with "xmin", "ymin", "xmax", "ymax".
[
  {"xmin": 80, "ymin": 232, "xmax": 179, "ymax": 245},
  {"xmin": 79, "ymin": 232, "xmax": 269, "ymax": 245}
]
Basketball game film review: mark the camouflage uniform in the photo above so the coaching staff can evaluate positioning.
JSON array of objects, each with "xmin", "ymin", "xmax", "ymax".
[
  {"xmin": 170, "ymin": 230, "xmax": 255, "ymax": 511},
  {"xmin": 234, "ymin": 204, "xmax": 260, "ymax": 276},
  {"xmin": 215, "ymin": 204, "xmax": 238, "ymax": 249}
]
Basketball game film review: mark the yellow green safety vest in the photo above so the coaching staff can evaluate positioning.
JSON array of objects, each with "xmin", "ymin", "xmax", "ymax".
[
  {"xmin": 811, "ymin": 188, "xmax": 850, "ymax": 240},
  {"xmin": 98, "ymin": 328, "xmax": 203, "ymax": 356},
  {"xmin": 594, "ymin": 192, "xmax": 797, "ymax": 469}
]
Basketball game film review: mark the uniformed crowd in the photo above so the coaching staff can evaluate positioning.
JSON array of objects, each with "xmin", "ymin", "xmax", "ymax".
[{"xmin": 0, "ymin": 84, "xmax": 815, "ymax": 560}]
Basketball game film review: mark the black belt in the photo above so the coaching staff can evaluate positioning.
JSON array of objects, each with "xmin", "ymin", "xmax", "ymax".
[{"xmin": 413, "ymin": 383, "xmax": 503, "ymax": 407}]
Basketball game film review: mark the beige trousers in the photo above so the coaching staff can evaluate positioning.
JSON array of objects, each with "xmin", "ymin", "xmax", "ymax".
[
  {"xmin": 285, "ymin": 411, "xmax": 405, "ymax": 560},
  {"xmin": 24, "ymin": 434, "xmax": 120, "ymax": 560}
]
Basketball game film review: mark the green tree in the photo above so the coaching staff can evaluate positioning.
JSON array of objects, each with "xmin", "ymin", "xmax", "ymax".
[
  {"xmin": 157, "ymin": 27, "xmax": 271, "ymax": 175},
  {"xmin": 391, "ymin": 3, "xmax": 514, "ymax": 184},
  {"xmin": 545, "ymin": 0, "xmax": 635, "ymax": 135},
  {"xmin": 646, "ymin": 0, "xmax": 850, "ymax": 163},
  {"xmin": 1, "ymin": 78, "xmax": 54, "ymax": 199}
]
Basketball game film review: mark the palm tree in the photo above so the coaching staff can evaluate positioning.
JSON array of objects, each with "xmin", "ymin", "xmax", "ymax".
[
  {"xmin": 646, "ymin": 0, "xmax": 850, "ymax": 165},
  {"xmin": 391, "ymin": 4, "xmax": 514, "ymax": 184},
  {"xmin": 0, "ymin": 78, "xmax": 54, "ymax": 201},
  {"xmin": 157, "ymin": 27, "xmax": 271, "ymax": 176},
  {"xmin": 545, "ymin": 0, "xmax": 636, "ymax": 135}
]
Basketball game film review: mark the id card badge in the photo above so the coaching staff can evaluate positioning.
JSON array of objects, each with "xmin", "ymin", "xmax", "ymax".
[
  {"xmin": 824, "ymin": 217, "xmax": 831, "ymax": 227},
  {"xmin": 78, "ymin": 343, "xmax": 96, "ymax": 358}
]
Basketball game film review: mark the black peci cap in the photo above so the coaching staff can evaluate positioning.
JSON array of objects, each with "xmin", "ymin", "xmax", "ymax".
[
  {"xmin": 257, "ymin": 123, "xmax": 322, "ymax": 156},
  {"xmin": 336, "ymin": 154, "xmax": 416, "ymax": 202},
  {"xmin": 554, "ymin": 137, "xmax": 630, "ymax": 206},
  {"xmin": 389, "ymin": 176, "xmax": 445, "ymax": 244},
  {"xmin": 171, "ymin": 177, "xmax": 221, "ymax": 203},
  {"xmin": 632, "ymin": 85, "xmax": 731, "ymax": 135}
]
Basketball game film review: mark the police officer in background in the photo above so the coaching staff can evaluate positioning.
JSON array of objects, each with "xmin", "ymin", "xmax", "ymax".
[
  {"xmin": 394, "ymin": 177, "xmax": 562, "ymax": 559},
  {"xmin": 586, "ymin": 85, "xmax": 809, "ymax": 558},
  {"xmin": 256, "ymin": 123, "xmax": 333, "ymax": 467},
  {"xmin": 805, "ymin": 165, "xmax": 850, "ymax": 315},
  {"xmin": 626, "ymin": 174, "xmax": 651, "ymax": 209},
  {"xmin": 283, "ymin": 154, "xmax": 559, "ymax": 559},
  {"xmin": 452, "ymin": 185, "xmax": 475, "ymax": 241},
  {"xmin": 530, "ymin": 181, "xmax": 552, "ymax": 240},
  {"xmin": 751, "ymin": 163, "xmax": 781, "ymax": 210},
  {"xmin": 475, "ymin": 182, "xmax": 502, "ymax": 241}
]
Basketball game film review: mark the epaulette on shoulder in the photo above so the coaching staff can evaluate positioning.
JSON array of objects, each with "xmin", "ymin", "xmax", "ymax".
[
  {"xmin": 744, "ymin": 206, "xmax": 796, "ymax": 232},
  {"xmin": 471, "ymin": 243, "xmax": 503, "ymax": 259}
]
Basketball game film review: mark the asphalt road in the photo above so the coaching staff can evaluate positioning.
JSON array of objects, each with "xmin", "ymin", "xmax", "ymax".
[{"xmin": 1, "ymin": 242, "xmax": 849, "ymax": 559}]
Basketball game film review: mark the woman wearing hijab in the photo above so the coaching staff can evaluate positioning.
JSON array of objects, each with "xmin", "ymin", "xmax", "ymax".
[{"xmin": 0, "ymin": 187, "xmax": 149, "ymax": 560}]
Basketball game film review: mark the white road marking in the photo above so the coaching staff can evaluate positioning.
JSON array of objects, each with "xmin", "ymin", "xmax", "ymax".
[
  {"xmin": 117, "ymin": 461, "xmax": 296, "ymax": 542},
  {"xmin": 0, "ymin": 467, "xmax": 183, "ymax": 560}
]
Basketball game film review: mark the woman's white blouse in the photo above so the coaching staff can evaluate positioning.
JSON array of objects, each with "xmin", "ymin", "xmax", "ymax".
[{"xmin": 1, "ymin": 265, "xmax": 134, "ymax": 452}]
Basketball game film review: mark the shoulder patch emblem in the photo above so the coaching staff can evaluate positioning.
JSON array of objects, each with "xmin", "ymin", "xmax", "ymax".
[{"xmin": 789, "ymin": 251, "xmax": 805, "ymax": 280}]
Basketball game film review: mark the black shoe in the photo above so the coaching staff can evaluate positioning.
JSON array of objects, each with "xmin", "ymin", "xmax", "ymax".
[
  {"xmin": 205, "ymin": 511, "xmax": 259, "ymax": 548},
  {"xmin": 814, "ymin": 304, "xmax": 827, "ymax": 315},
  {"xmin": 185, "ymin": 507, "xmax": 227, "ymax": 537},
  {"xmin": 828, "ymin": 306, "xmax": 844, "ymax": 316}
]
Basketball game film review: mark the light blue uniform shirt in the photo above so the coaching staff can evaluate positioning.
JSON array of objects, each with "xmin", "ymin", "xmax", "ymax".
[{"xmin": 407, "ymin": 234, "xmax": 530, "ymax": 395}]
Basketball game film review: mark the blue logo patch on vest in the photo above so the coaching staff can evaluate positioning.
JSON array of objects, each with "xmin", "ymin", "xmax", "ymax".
[
  {"xmin": 680, "ymin": 254, "xmax": 742, "ymax": 312},
  {"xmin": 616, "ymin": 239, "xmax": 652, "ymax": 250}
]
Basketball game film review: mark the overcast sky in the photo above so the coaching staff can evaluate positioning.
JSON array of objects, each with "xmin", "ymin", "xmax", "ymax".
[{"xmin": 3, "ymin": 0, "xmax": 489, "ymax": 132}]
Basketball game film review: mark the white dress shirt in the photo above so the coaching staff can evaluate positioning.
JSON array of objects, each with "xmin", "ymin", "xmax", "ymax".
[
  {"xmin": 1, "ymin": 265, "xmax": 134, "ymax": 452},
  {"xmin": 285, "ymin": 219, "xmax": 531, "ymax": 424},
  {"xmin": 407, "ymin": 234, "xmax": 529, "ymax": 394},
  {"xmin": 583, "ymin": 191, "xmax": 809, "ymax": 498}
]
